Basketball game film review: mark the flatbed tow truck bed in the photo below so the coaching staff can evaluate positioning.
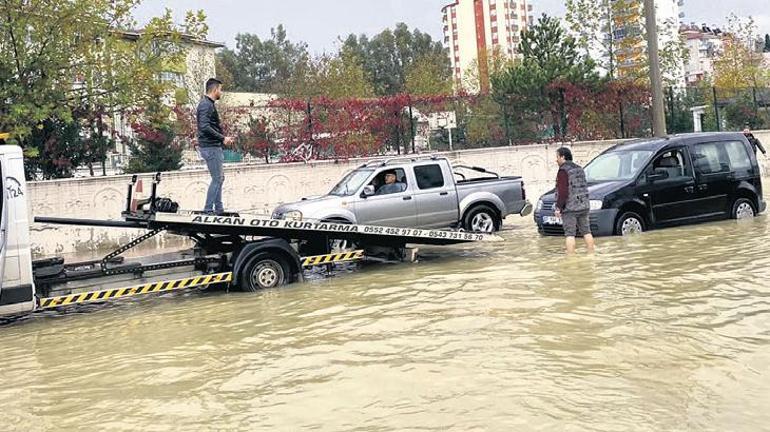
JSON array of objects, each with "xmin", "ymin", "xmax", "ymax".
[{"xmin": 0, "ymin": 163, "xmax": 501, "ymax": 320}]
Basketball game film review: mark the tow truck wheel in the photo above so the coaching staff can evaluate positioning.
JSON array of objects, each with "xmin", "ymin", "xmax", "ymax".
[
  {"xmin": 240, "ymin": 253, "xmax": 289, "ymax": 291},
  {"xmin": 463, "ymin": 205, "xmax": 501, "ymax": 233}
]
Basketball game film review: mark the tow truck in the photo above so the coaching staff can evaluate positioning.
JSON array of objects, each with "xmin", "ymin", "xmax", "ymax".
[{"xmin": 0, "ymin": 143, "xmax": 502, "ymax": 319}]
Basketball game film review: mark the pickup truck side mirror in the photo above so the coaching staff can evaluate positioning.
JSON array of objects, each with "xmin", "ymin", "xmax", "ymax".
[
  {"xmin": 361, "ymin": 185, "xmax": 376, "ymax": 198},
  {"xmin": 647, "ymin": 169, "xmax": 669, "ymax": 183}
]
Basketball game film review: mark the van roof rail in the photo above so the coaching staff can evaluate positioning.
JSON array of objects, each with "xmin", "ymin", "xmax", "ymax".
[{"xmin": 359, "ymin": 154, "xmax": 444, "ymax": 168}]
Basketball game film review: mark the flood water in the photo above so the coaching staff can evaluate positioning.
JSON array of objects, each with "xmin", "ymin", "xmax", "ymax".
[{"xmin": 2, "ymin": 212, "xmax": 770, "ymax": 431}]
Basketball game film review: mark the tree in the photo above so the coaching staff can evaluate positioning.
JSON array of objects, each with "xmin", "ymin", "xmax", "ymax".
[
  {"xmin": 405, "ymin": 54, "xmax": 453, "ymax": 96},
  {"xmin": 1, "ymin": 0, "xmax": 205, "ymax": 178},
  {"xmin": 565, "ymin": 0, "xmax": 687, "ymax": 83},
  {"xmin": 492, "ymin": 15, "xmax": 600, "ymax": 139},
  {"xmin": 238, "ymin": 115, "xmax": 275, "ymax": 163},
  {"xmin": 216, "ymin": 25, "xmax": 310, "ymax": 95},
  {"xmin": 461, "ymin": 47, "xmax": 515, "ymax": 94},
  {"xmin": 313, "ymin": 52, "xmax": 375, "ymax": 99},
  {"xmin": 713, "ymin": 15, "xmax": 770, "ymax": 89},
  {"xmin": 341, "ymin": 23, "xmax": 449, "ymax": 95},
  {"xmin": 124, "ymin": 102, "xmax": 183, "ymax": 174}
]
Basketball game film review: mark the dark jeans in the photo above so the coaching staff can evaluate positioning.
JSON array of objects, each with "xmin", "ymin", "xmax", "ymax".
[{"xmin": 199, "ymin": 146, "xmax": 224, "ymax": 213}]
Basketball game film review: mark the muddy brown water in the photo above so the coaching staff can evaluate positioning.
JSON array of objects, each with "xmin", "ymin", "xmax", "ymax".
[{"xmin": 2, "ymin": 210, "xmax": 770, "ymax": 431}]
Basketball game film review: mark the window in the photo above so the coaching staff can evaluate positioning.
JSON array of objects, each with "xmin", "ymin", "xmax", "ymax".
[
  {"xmin": 329, "ymin": 169, "xmax": 373, "ymax": 196},
  {"xmin": 723, "ymin": 140, "xmax": 752, "ymax": 171},
  {"xmin": 370, "ymin": 168, "xmax": 408, "ymax": 195},
  {"xmin": 692, "ymin": 143, "xmax": 729, "ymax": 175},
  {"xmin": 414, "ymin": 164, "xmax": 445, "ymax": 189},
  {"xmin": 585, "ymin": 150, "xmax": 653, "ymax": 182},
  {"xmin": 651, "ymin": 149, "xmax": 691, "ymax": 179}
]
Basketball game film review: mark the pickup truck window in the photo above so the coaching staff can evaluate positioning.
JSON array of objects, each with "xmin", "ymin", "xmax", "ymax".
[
  {"xmin": 329, "ymin": 169, "xmax": 373, "ymax": 196},
  {"xmin": 373, "ymin": 168, "xmax": 408, "ymax": 195},
  {"xmin": 414, "ymin": 164, "xmax": 445, "ymax": 189}
]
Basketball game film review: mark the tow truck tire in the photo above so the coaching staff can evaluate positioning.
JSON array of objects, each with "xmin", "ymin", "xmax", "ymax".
[
  {"xmin": 239, "ymin": 253, "xmax": 289, "ymax": 292},
  {"xmin": 462, "ymin": 205, "xmax": 501, "ymax": 233}
]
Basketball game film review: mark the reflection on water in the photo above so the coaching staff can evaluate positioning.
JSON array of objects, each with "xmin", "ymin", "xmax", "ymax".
[{"xmin": 2, "ymin": 215, "xmax": 770, "ymax": 431}]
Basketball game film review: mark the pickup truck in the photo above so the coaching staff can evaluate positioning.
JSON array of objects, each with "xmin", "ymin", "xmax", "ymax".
[{"xmin": 272, "ymin": 156, "xmax": 532, "ymax": 233}]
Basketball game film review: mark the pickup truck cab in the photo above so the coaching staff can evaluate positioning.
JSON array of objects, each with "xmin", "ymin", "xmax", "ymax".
[
  {"xmin": 535, "ymin": 132, "xmax": 766, "ymax": 236},
  {"xmin": 273, "ymin": 156, "xmax": 532, "ymax": 233}
]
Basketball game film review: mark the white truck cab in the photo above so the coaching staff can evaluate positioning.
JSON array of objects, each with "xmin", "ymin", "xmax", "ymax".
[{"xmin": 0, "ymin": 145, "xmax": 36, "ymax": 316}]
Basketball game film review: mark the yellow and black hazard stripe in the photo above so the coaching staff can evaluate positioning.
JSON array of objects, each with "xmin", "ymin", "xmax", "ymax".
[
  {"xmin": 38, "ymin": 272, "xmax": 232, "ymax": 309},
  {"xmin": 301, "ymin": 250, "xmax": 365, "ymax": 267}
]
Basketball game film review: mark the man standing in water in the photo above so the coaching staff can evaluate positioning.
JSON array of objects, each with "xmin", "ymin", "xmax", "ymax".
[
  {"xmin": 554, "ymin": 147, "xmax": 595, "ymax": 254},
  {"xmin": 197, "ymin": 78, "xmax": 233, "ymax": 215}
]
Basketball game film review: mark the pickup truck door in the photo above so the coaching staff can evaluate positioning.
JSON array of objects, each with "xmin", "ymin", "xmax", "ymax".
[
  {"xmin": 353, "ymin": 167, "xmax": 417, "ymax": 227},
  {"xmin": 412, "ymin": 161, "xmax": 459, "ymax": 228}
]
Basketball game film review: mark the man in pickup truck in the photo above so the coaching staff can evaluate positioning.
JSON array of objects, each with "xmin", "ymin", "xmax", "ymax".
[{"xmin": 376, "ymin": 170, "xmax": 406, "ymax": 195}]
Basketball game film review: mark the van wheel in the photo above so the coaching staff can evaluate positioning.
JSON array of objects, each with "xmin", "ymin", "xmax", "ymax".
[
  {"xmin": 731, "ymin": 198, "xmax": 756, "ymax": 220},
  {"xmin": 463, "ymin": 205, "xmax": 501, "ymax": 233},
  {"xmin": 615, "ymin": 212, "xmax": 644, "ymax": 236},
  {"xmin": 239, "ymin": 253, "xmax": 289, "ymax": 292}
]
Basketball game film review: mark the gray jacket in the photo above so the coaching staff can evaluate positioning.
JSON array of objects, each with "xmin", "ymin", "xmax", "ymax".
[
  {"xmin": 196, "ymin": 96, "xmax": 225, "ymax": 148},
  {"xmin": 556, "ymin": 161, "xmax": 590, "ymax": 212}
]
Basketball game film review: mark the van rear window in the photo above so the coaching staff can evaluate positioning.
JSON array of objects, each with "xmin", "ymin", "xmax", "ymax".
[{"xmin": 723, "ymin": 141, "xmax": 752, "ymax": 171}]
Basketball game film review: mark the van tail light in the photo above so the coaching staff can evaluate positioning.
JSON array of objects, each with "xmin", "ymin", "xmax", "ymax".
[{"xmin": 521, "ymin": 181, "xmax": 526, "ymax": 200}]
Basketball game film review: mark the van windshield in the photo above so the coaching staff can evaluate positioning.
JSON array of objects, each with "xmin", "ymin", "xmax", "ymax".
[
  {"xmin": 329, "ymin": 169, "xmax": 373, "ymax": 196},
  {"xmin": 584, "ymin": 150, "xmax": 653, "ymax": 182}
]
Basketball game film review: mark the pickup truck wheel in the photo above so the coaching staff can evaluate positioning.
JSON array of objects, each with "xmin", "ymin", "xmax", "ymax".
[
  {"xmin": 463, "ymin": 205, "xmax": 501, "ymax": 233},
  {"xmin": 731, "ymin": 198, "xmax": 756, "ymax": 220},
  {"xmin": 615, "ymin": 212, "xmax": 644, "ymax": 236},
  {"xmin": 239, "ymin": 253, "xmax": 288, "ymax": 292}
]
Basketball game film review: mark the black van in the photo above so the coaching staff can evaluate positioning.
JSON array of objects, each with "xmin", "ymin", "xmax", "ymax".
[{"xmin": 534, "ymin": 132, "xmax": 766, "ymax": 236}]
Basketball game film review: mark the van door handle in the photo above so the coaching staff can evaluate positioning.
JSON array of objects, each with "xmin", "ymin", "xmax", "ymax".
[
  {"xmin": 684, "ymin": 186, "xmax": 695, "ymax": 193},
  {"xmin": 697, "ymin": 184, "xmax": 708, "ymax": 191},
  {"xmin": 403, "ymin": 196, "xmax": 413, "ymax": 201},
  {"xmin": 439, "ymin": 192, "xmax": 448, "ymax": 196}
]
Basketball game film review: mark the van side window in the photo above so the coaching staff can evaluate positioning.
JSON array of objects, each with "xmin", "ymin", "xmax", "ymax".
[
  {"xmin": 723, "ymin": 141, "xmax": 752, "ymax": 171},
  {"xmin": 692, "ymin": 143, "xmax": 730, "ymax": 175},
  {"xmin": 414, "ymin": 164, "xmax": 445, "ymax": 189},
  {"xmin": 651, "ymin": 149, "xmax": 691, "ymax": 179}
]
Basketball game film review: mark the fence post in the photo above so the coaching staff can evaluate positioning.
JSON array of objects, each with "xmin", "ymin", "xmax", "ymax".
[
  {"xmin": 408, "ymin": 99, "xmax": 416, "ymax": 154},
  {"xmin": 712, "ymin": 87, "xmax": 720, "ymax": 132},
  {"xmin": 667, "ymin": 87, "xmax": 675, "ymax": 132},
  {"xmin": 618, "ymin": 90, "xmax": 625, "ymax": 138}
]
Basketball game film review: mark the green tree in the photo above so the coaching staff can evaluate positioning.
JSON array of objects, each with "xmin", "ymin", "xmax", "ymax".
[
  {"xmin": 565, "ymin": 0, "xmax": 687, "ymax": 83},
  {"xmin": 713, "ymin": 15, "xmax": 770, "ymax": 89},
  {"xmin": 314, "ymin": 52, "xmax": 375, "ymax": 99},
  {"xmin": 216, "ymin": 25, "xmax": 310, "ymax": 95},
  {"xmin": 125, "ymin": 102, "xmax": 183, "ymax": 174},
  {"xmin": 492, "ymin": 15, "xmax": 599, "ymax": 139},
  {"xmin": 405, "ymin": 54, "xmax": 453, "ymax": 96},
  {"xmin": 341, "ymin": 23, "xmax": 449, "ymax": 95},
  {"xmin": 1, "ymin": 0, "xmax": 203, "ymax": 178}
]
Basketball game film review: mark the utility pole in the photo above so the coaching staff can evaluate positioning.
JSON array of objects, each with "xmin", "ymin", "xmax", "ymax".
[{"xmin": 644, "ymin": 0, "xmax": 667, "ymax": 137}]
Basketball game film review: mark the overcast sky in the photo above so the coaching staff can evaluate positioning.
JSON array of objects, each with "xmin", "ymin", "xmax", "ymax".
[{"xmin": 133, "ymin": 0, "xmax": 770, "ymax": 53}]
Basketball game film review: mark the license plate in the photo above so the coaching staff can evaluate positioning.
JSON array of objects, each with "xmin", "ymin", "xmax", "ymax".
[{"xmin": 542, "ymin": 216, "xmax": 562, "ymax": 225}]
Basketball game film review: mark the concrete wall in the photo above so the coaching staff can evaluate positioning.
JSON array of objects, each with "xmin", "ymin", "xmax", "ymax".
[{"xmin": 28, "ymin": 131, "xmax": 770, "ymax": 257}]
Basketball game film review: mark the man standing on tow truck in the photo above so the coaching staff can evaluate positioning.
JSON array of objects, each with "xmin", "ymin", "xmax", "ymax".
[
  {"xmin": 197, "ymin": 78, "xmax": 234, "ymax": 215},
  {"xmin": 554, "ymin": 147, "xmax": 596, "ymax": 254}
]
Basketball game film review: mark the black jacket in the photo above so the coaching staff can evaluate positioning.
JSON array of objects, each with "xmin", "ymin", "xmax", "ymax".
[
  {"xmin": 745, "ymin": 133, "xmax": 767, "ymax": 155},
  {"xmin": 197, "ymin": 96, "xmax": 225, "ymax": 147}
]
